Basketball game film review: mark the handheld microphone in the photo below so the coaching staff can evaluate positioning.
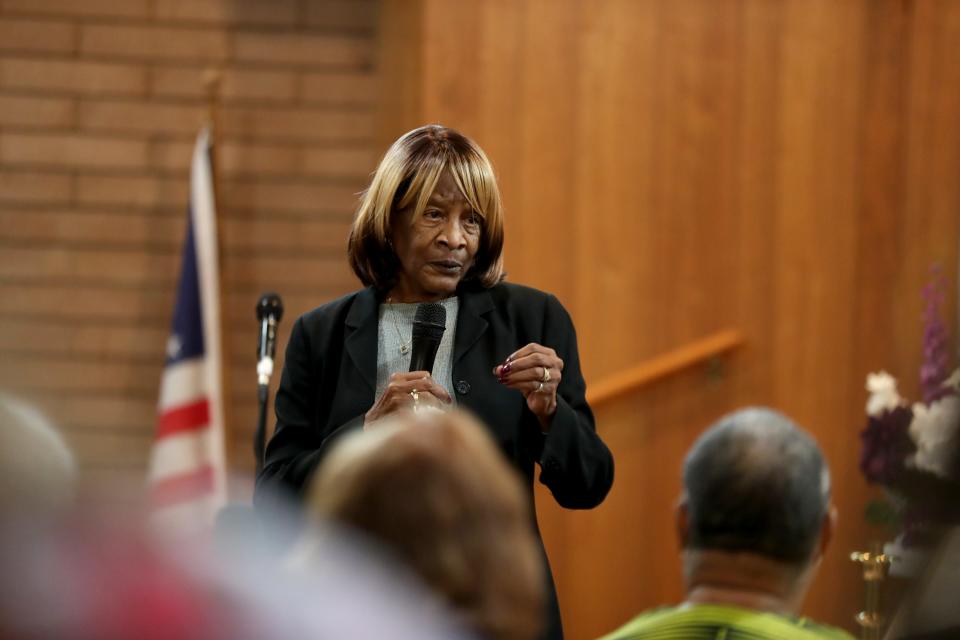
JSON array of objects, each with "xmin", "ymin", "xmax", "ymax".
[
  {"xmin": 409, "ymin": 303, "xmax": 446, "ymax": 375},
  {"xmin": 256, "ymin": 292, "xmax": 284, "ymax": 386}
]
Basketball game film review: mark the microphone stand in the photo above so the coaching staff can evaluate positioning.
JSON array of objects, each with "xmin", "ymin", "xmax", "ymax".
[
  {"xmin": 254, "ymin": 382, "xmax": 269, "ymax": 474},
  {"xmin": 253, "ymin": 293, "xmax": 283, "ymax": 474}
]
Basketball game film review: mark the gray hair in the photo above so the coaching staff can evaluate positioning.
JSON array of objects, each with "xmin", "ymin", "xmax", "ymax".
[
  {"xmin": 0, "ymin": 394, "xmax": 76, "ymax": 517},
  {"xmin": 683, "ymin": 407, "xmax": 830, "ymax": 564}
]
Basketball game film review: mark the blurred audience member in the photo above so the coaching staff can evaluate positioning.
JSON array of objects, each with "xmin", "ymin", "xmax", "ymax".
[
  {"xmin": 299, "ymin": 408, "xmax": 545, "ymax": 640},
  {"xmin": 601, "ymin": 407, "xmax": 853, "ymax": 640},
  {"xmin": 0, "ymin": 392, "xmax": 465, "ymax": 639},
  {"xmin": 0, "ymin": 393, "xmax": 76, "ymax": 519},
  {"xmin": 1, "ymin": 511, "xmax": 465, "ymax": 640},
  {"xmin": 885, "ymin": 527, "xmax": 960, "ymax": 639}
]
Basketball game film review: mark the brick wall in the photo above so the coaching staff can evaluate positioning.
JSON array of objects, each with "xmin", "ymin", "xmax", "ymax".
[{"xmin": 0, "ymin": 0, "xmax": 380, "ymax": 501}]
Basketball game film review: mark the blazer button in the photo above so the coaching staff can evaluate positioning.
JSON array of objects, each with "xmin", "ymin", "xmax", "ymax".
[{"xmin": 455, "ymin": 380, "xmax": 471, "ymax": 395}]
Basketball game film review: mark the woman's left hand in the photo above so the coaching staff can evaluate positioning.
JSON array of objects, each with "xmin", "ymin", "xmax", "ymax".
[{"xmin": 493, "ymin": 343, "xmax": 564, "ymax": 430}]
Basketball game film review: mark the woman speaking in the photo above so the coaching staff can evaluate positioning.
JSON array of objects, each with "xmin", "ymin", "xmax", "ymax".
[{"xmin": 257, "ymin": 125, "xmax": 614, "ymax": 639}]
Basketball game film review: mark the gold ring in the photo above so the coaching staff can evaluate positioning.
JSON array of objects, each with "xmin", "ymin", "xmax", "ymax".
[
  {"xmin": 410, "ymin": 389, "xmax": 419, "ymax": 404},
  {"xmin": 542, "ymin": 367, "xmax": 551, "ymax": 383},
  {"xmin": 536, "ymin": 381, "xmax": 545, "ymax": 393}
]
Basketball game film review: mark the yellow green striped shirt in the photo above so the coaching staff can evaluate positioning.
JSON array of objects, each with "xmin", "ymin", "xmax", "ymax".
[{"xmin": 598, "ymin": 604, "xmax": 855, "ymax": 640}]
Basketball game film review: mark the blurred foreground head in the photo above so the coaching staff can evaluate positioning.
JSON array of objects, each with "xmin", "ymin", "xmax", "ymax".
[
  {"xmin": 0, "ymin": 393, "xmax": 76, "ymax": 520},
  {"xmin": 679, "ymin": 407, "xmax": 836, "ymax": 613},
  {"xmin": 304, "ymin": 409, "xmax": 544, "ymax": 640}
]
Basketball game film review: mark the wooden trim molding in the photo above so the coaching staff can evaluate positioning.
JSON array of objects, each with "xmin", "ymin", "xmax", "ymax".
[{"xmin": 586, "ymin": 329, "xmax": 744, "ymax": 407}]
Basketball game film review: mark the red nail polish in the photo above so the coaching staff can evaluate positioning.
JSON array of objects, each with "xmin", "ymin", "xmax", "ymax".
[{"xmin": 503, "ymin": 362, "xmax": 512, "ymax": 374}]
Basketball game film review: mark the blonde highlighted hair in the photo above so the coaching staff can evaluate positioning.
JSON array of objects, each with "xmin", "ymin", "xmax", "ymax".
[{"xmin": 347, "ymin": 125, "xmax": 506, "ymax": 292}]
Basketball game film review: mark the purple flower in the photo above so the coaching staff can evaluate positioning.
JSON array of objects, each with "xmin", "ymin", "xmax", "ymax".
[
  {"xmin": 921, "ymin": 266, "xmax": 952, "ymax": 404},
  {"xmin": 860, "ymin": 406, "xmax": 916, "ymax": 484}
]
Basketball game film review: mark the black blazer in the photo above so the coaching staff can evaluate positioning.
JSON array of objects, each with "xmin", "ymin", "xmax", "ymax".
[
  {"xmin": 257, "ymin": 281, "xmax": 613, "ymax": 508},
  {"xmin": 255, "ymin": 281, "xmax": 614, "ymax": 640}
]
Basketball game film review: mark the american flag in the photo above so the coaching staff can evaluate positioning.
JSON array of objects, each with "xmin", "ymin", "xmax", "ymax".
[{"xmin": 147, "ymin": 128, "xmax": 226, "ymax": 536}]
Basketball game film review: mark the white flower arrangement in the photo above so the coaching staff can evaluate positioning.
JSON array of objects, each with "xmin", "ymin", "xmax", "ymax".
[
  {"xmin": 866, "ymin": 371, "xmax": 905, "ymax": 417},
  {"xmin": 908, "ymin": 373, "xmax": 960, "ymax": 479},
  {"xmin": 858, "ymin": 267, "xmax": 958, "ymax": 568}
]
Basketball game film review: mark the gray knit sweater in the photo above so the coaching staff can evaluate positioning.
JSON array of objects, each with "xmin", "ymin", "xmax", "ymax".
[{"xmin": 375, "ymin": 297, "xmax": 459, "ymax": 403}]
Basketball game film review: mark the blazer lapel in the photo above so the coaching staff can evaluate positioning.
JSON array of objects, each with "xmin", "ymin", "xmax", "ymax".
[
  {"xmin": 344, "ymin": 287, "xmax": 379, "ymax": 393},
  {"xmin": 454, "ymin": 286, "xmax": 495, "ymax": 364}
]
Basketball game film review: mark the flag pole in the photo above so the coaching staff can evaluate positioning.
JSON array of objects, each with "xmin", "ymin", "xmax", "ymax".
[{"xmin": 203, "ymin": 69, "xmax": 234, "ymax": 489}]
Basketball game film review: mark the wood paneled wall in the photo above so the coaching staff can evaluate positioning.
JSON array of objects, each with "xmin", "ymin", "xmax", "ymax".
[
  {"xmin": 0, "ymin": 0, "xmax": 379, "ymax": 499},
  {"xmin": 1, "ymin": 0, "xmax": 958, "ymax": 637},
  {"xmin": 379, "ymin": 0, "xmax": 960, "ymax": 637}
]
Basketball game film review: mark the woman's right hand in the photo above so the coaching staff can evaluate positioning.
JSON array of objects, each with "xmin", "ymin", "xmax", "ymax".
[{"xmin": 364, "ymin": 371, "xmax": 452, "ymax": 425}]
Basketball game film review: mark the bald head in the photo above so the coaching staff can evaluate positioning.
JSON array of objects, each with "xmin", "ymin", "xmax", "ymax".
[{"xmin": 683, "ymin": 407, "xmax": 830, "ymax": 564}]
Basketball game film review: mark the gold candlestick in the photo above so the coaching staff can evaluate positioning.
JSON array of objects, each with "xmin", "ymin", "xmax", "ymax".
[{"xmin": 850, "ymin": 543, "xmax": 891, "ymax": 640}]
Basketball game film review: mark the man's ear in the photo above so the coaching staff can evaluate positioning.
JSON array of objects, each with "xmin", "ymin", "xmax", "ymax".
[
  {"xmin": 675, "ymin": 497, "xmax": 690, "ymax": 549},
  {"xmin": 816, "ymin": 504, "xmax": 837, "ymax": 560}
]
